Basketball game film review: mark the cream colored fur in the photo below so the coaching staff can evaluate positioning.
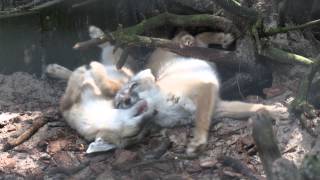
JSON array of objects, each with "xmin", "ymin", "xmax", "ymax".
[{"xmin": 115, "ymin": 31, "xmax": 288, "ymax": 154}]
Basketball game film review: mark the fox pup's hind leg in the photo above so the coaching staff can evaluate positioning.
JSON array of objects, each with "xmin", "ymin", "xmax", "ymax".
[
  {"xmin": 89, "ymin": 61, "xmax": 123, "ymax": 97},
  {"xmin": 60, "ymin": 67, "xmax": 87, "ymax": 111},
  {"xmin": 187, "ymin": 82, "xmax": 219, "ymax": 154}
]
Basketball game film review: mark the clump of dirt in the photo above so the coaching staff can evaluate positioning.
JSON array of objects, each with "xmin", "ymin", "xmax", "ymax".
[{"xmin": 0, "ymin": 72, "xmax": 65, "ymax": 112}]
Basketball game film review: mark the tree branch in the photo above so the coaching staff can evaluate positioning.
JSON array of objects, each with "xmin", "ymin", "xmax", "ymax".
[
  {"xmin": 213, "ymin": 0, "xmax": 259, "ymax": 22},
  {"xmin": 261, "ymin": 47, "xmax": 315, "ymax": 65},
  {"xmin": 263, "ymin": 19, "xmax": 320, "ymax": 37}
]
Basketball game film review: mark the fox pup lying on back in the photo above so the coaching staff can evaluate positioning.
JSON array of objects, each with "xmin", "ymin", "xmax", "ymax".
[
  {"xmin": 60, "ymin": 61, "xmax": 152, "ymax": 153},
  {"xmin": 115, "ymin": 31, "xmax": 288, "ymax": 154}
]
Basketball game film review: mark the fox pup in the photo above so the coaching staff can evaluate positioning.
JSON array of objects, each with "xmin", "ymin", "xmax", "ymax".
[
  {"xmin": 146, "ymin": 31, "xmax": 235, "ymax": 76},
  {"xmin": 46, "ymin": 25, "xmax": 133, "ymax": 82},
  {"xmin": 60, "ymin": 61, "xmax": 151, "ymax": 153},
  {"xmin": 115, "ymin": 32, "xmax": 288, "ymax": 154}
]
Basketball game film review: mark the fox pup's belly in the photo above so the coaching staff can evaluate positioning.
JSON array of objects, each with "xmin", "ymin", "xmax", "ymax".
[
  {"xmin": 63, "ymin": 100, "xmax": 113, "ymax": 141},
  {"xmin": 152, "ymin": 94, "xmax": 196, "ymax": 127}
]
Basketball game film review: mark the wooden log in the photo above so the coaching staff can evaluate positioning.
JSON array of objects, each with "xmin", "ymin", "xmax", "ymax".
[{"xmin": 251, "ymin": 109, "xmax": 281, "ymax": 179}]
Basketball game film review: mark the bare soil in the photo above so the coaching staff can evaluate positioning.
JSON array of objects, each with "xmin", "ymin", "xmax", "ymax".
[{"xmin": 0, "ymin": 71, "xmax": 319, "ymax": 180}]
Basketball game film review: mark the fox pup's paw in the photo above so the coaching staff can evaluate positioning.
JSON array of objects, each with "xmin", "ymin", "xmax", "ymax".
[
  {"xmin": 82, "ymin": 78, "xmax": 102, "ymax": 96},
  {"xmin": 265, "ymin": 103, "xmax": 289, "ymax": 121},
  {"xmin": 46, "ymin": 64, "xmax": 72, "ymax": 80},
  {"xmin": 89, "ymin": 61, "xmax": 107, "ymax": 76},
  {"xmin": 186, "ymin": 136, "xmax": 207, "ymax": 155}
]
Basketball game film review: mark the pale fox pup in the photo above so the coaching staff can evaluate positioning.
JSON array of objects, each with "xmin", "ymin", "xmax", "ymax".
[
  {"xmin": 47, "ymin": 26, "xmax": 140, "ymax": 153},
  {"xmin": 60, "ymin": 61, "xmax": 151, "ymax": 153},
  {"xmin": 115, "ymin": 32, "xmax": 288, "ymax": 154}
]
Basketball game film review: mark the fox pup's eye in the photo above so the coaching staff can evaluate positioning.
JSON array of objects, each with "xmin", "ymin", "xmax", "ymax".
[
  {"xmin": 124, "ymin": 98, "xmax": 131, "ymax": 105},
  {"xmin": 130, "ymin": 82, "xmax": 138, "ymax": 91}
]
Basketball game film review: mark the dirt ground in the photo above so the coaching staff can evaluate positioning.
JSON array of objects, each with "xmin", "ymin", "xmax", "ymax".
[{"xmin": 0, "ymin": 69, "xmax": 319, "ymax": 180}]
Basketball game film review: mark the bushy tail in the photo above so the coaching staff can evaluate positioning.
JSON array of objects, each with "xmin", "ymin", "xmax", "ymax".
[
  {"xmin": 215, "ymin": 100, "xmax": 288, "ymax": 120},
  {"xmin": 88, "ymin": 25, "xmax": 105, "ymax": 39},
  {"xmin": 46, "ymin": 64, "xmax": 72, "ymax": 80}
]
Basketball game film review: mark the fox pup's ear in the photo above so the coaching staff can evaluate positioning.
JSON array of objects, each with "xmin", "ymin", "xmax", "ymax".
[{"xmin": 132, "ymin": 69, "xmax": 155, "ymax": 82}]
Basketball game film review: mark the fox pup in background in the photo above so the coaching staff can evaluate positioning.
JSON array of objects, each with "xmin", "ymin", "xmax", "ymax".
[
  {"xmin": 115, "ymin": 31, "xmax": 288, "ymax": 154},
  {"xmin": 60, "ymin": 61, "xmax": 151, "ymax": 153},
  {"xmin": 146, "ymin": 31, "xmax": 235, "ymax": 76}
]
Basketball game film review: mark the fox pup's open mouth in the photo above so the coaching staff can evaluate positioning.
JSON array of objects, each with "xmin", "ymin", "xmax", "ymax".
[{"xmin": 134, "ymin": 100, "xmax": 148, "ymax": 117}]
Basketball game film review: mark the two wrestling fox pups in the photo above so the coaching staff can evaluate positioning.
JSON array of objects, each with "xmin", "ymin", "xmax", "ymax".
[{"xmin": 49, "ymin": 26, "xmax": 288, "ymax": 154}]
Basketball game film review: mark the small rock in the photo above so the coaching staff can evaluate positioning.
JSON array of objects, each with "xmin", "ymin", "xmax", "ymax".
[
  {"xmin": 163, "ymin": 174, "xmax": 187, "ymax": 180},
  {"xmin": 186, "ymin": 160, "xmax": 201, "ymax": 173},
  {"xmin": 112, "ymin": 149, "xmax": 137, "ymax": 166},
  {"xmin": 138, "ymin": 170, "xmax": 160, "ymax": 180},
  {"xmin": 39, "ymin": 153, "xmax": 51, "ymax": 160},
  {"xmin": 52, "ymin": 151, "xmax": 80, "ymax": 169},
  {"xmin": 96, "ymin": 169, "xmax": 115, "ymax": 180},
  {"xmin": 0, "ymin": 155, "xmax": 16, "ymax": 169},
  {"xmin": 47, "ymin": 139, "xmax": 69, "ymax": 154},
  {"xmin": 200, "ymin": 159, "xmax": 218, "ymax": 168}
]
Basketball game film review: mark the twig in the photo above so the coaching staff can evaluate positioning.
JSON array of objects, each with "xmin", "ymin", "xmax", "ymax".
[
  {"xmin": 3, "ymin": 111, "xmax": 58, "ymax": 151},
  {"xmin": 48, "ymin": 161, "xmax": 91, "ymax": 176},
  {"xmin": 3, "ymin": 116, "xmax": 48, "ymax": 151},
  {"xmin": 0, "ymin": 0, "xmax": 64, "ymax": 19},
  {"xmin": 113, "ymin": 159, "xmax": 175, "ymax": 171},
  {"xmin": 261, "ymin": 47, "xmax": 315, "ymax": 65},
  {"xmin": 263, "ymin": 19, "xmax": 320, "ymax": 37},
  {"xmin": 72, "ymin": 0, "xmax": 99, "ymax": 9}
]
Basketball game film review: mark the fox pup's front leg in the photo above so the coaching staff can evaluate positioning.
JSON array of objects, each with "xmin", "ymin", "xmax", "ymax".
[
  {"xmin": 89, "ymin": 61, "xmax": 124, "ymax": 97},
  {"xmin": 187, "ymin": 82, "xmax": 219, "ymax": 154}
]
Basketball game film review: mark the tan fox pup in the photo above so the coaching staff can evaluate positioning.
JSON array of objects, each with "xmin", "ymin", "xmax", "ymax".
[
  {"xmin": 146, "ymin": 31, "xmax": 235, "ymax": 76},
  {"xmin": 115, "ymin": 31, "xmax": 288, "ymax": 154},
  {"xmin": 60, "ymin": 61, "xmax": 151, "ymax": 153}
]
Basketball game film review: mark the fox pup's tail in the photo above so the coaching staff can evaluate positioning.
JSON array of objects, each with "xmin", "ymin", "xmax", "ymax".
[
  {"xmin": 46, "ymin": 64, "xmax": 72, "ymax": 80},
  {"xmin": 216, "ymin": 100, "xmax": 288, "ymax": 120}
]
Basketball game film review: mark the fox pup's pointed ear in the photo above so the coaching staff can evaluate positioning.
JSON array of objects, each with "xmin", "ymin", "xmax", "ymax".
[
  {"xmin": 86, "ymin": 138, "xmax": 116, "ymax": 154},
  {"xmin": 88, "ymin": 25, "xmax": 105, "ymax": 39},
  {"xmin": 132, "ymin": 69, "xmax": 155, "ymax": 82}
]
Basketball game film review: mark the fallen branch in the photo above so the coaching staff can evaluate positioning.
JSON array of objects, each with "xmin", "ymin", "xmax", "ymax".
[
  {"xmin": 3, "ymin": 116, "xmax": 48, "ymax": 151},
  {"xmin": 291, "ymin": 56, "xmax": 320, "ymax": 114},
  {"xmin": 73, "ymin": 12, "xmax": 240, "ymax": 50},
  {"xmin": 251, "ymin": 109, "xmax": 281, "ymax": 179},
  {"xmin": 3, "ymin": 110, "xmax": 58, "ymax": 151},
  {"xmin": 0, "ymin": 0, "xmax": 64, "ymax": 19},
  {"xmin": 74, "ymin": 34, "xmax": 232, "ymax": 68},
  {"xmin": 263, "ymin": 19, "xmax": 320, "ymax": 37},
  {"xmin": 261, "ymin": 47, "xmax": 315, "ymax": 65}
]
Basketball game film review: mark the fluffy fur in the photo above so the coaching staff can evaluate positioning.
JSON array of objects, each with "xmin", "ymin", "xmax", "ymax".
[{"xmin": 115, "ymin": 31, "xmax": 288, "ymax": 154}]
